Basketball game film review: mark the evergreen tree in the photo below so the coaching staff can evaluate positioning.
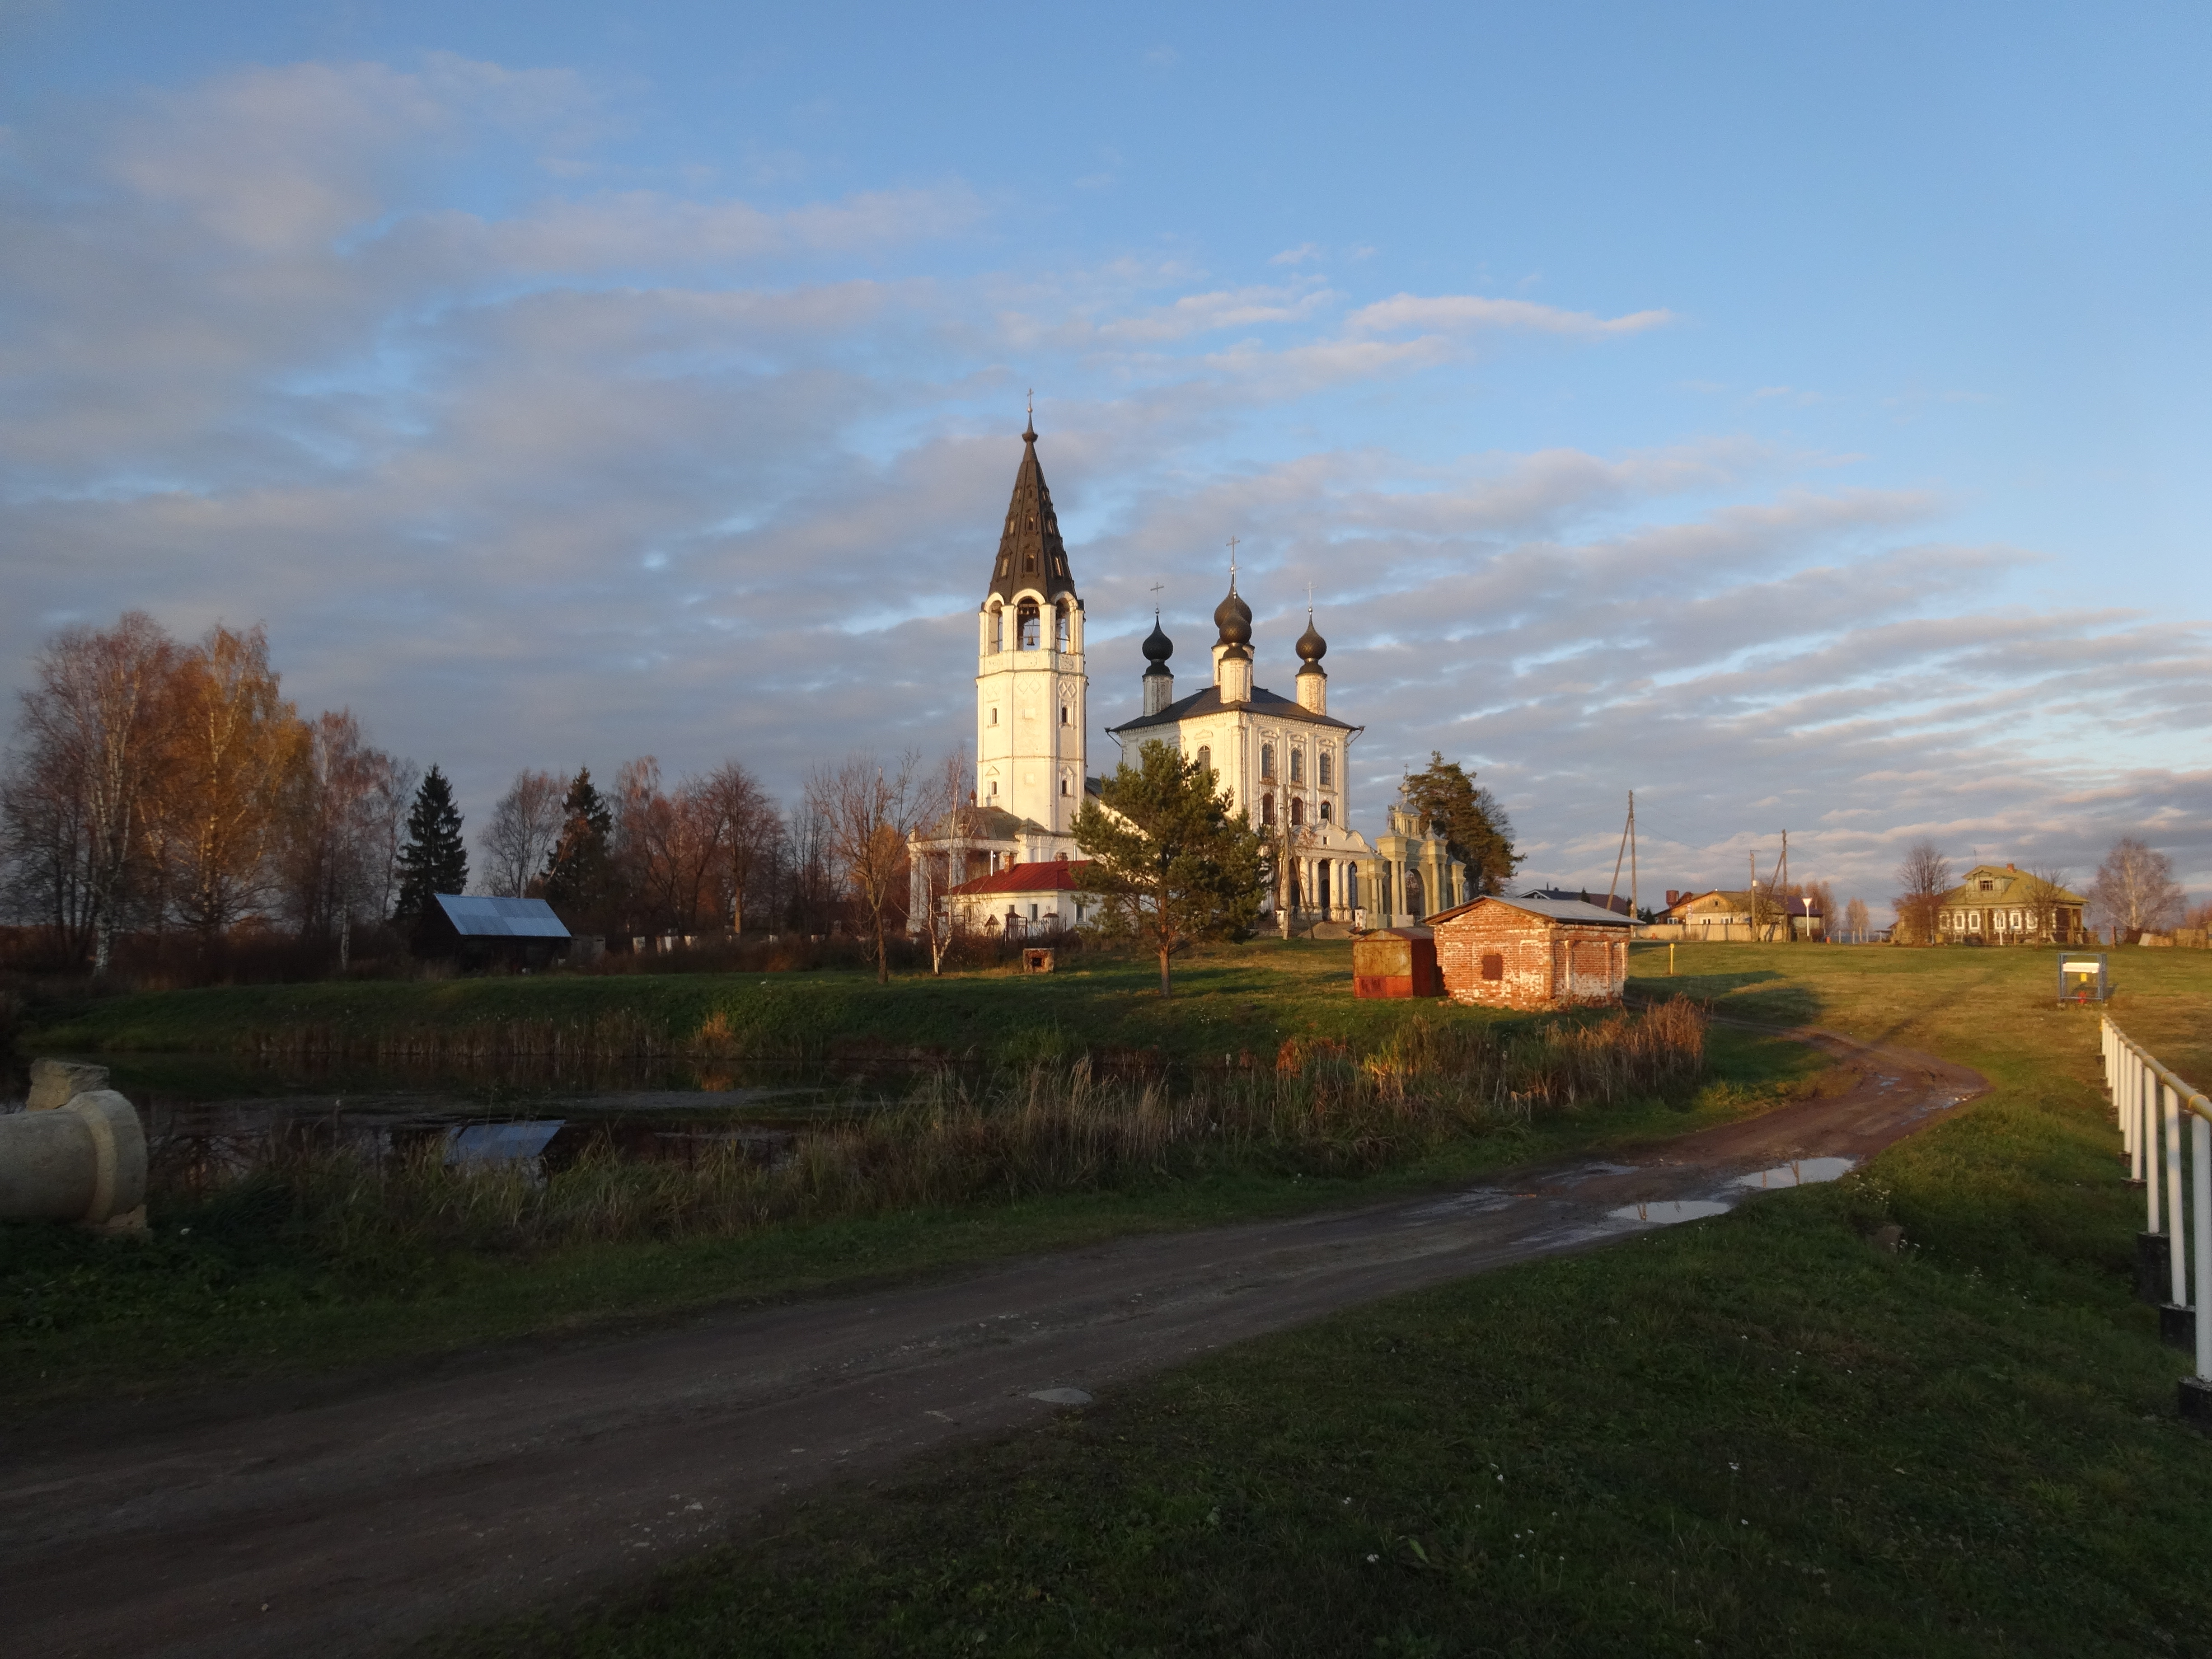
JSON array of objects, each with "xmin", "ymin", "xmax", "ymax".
[
  {"xmin": 1074, "ymin": 740, "xmax": 1267, "ymax": 997},
  {"xmin": 1401, "ymin": 752, "xmax": 1518, "ymax": 896},
  {"xmin": 540, "ymin": 766, "xmax": 615, "ymax": 923},
  {"xmin": 393, "ymin": 764, "xmax": 468, "ymax": 924}
]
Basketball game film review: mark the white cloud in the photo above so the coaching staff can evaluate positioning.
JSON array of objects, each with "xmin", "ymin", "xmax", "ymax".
[{"xmin": 1345, "ymin": 292, "xmax": 1675, "ymax": 338}]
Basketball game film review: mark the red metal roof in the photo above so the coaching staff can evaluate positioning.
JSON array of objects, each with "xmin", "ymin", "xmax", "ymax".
[{"xmin": 947, "ymin": 859, "xmax": 1093, "ymax": 896}]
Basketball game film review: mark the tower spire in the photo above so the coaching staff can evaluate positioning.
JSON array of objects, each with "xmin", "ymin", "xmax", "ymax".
[{"xmin": 985, "ymin": 411, "xmax": 1074, "ymax": 603}]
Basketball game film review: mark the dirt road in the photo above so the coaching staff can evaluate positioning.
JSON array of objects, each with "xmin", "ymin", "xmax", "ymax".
[{"xmin": 0, "ymin": 1026, "xmax": 1982, "ymax": 1659}]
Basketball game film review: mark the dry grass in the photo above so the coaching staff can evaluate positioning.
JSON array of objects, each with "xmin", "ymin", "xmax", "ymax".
[{"xmin": 210, "ymin": 998, "xmax": 1706, "ymax": 1259}]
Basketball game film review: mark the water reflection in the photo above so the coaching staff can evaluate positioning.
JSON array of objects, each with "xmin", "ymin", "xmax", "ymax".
[
  {"xmin": 1607, "ymin": 1199, "xmax": 1733, "ymax": 1224},
  {"xmin": 1733, "ymin": 1157, "xmax": 1857, "ymax": 1189}
]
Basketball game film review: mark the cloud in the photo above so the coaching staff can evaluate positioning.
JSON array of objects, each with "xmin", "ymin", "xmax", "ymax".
[
  {"xmin": 5, "ymin": 56, "xmax": 2207, "ymax": 927},
  {"xmin": 1345, "ymin": 292, "xmax": 1675, "ymax": 338},
  {"xmin": 1269, "ymin": 243, "xmax": 1322, "ymax": 267}
]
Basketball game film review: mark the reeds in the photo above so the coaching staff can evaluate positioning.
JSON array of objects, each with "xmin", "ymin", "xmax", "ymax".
[{"xmin": 183, "ymin": 997, "xmax": 1706, "ymax": 1260}]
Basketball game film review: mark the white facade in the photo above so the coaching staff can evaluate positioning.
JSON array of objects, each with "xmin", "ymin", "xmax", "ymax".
[{"xmin": 975, "ymin": 598, "xmax": 1086, "ymax": 844}]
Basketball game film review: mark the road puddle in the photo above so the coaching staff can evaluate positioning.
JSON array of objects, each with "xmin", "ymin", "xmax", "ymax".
[
  {"xmin": 1733, "ymin": 1156, "xmax": 1856, "ymax": 1189},
  {"xmin": 1607, "ymin": 1199, "xmax": 1732, "ymax": 1224}
]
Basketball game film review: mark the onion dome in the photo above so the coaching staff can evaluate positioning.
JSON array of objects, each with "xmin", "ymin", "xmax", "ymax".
[
  {"xmin": 1143, "ymin": 615, "xmax": 1174, "ymax": 663},
  {"xmin": 1295, "ymin": 611, "xmax": 1327, "ymax": 666},
  {"xmin": 1212, "ymin": 577, "xmax": 1252, "ymax": 648}
]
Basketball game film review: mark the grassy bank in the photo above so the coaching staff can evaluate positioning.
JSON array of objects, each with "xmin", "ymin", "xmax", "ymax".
[
  {"xmin": 21, "ymin": 939, "xmax": 1561, "ymax": 1068},
  {"xmin": 426, "ymin": 942, "xmax": 2212, "ymax": 1658},
  {"xmin": 3, "ymin": 996, "xmax": 1811, "ymax": 1411}
]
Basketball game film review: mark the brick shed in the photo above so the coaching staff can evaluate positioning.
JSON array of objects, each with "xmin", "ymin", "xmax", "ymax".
[{"xmin": 1429, "ymin": 895, "xmax": 1633, "ymax": 1010}]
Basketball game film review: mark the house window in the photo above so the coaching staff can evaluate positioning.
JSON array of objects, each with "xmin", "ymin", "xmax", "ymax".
[
  {"xmin": 1979, "ymin": 879, "xmax": 1994, "ymax": 891},
  {"xmin": 1261, "ymin": 742, "xmax": 1275, "ymax": 780},
  {"xmin": 1320, "ymin": 801, "xmax": 1332, "ymax": 823},
  {"xmin": 1481, "ymin": 952, "xmax": 1504, "ymax": 982},
  {"xmin": 1290, "ymin": 798, "xmax": 1304, "ymax": 827},
  {"xmin": 1319, "ymin": 750, "xmax": 1333, "ymax": 788},
  {"xmin": 1261, "ymin": 792, "xmax": 1274, "ymax": 825},
  {"xmin": 1290, "ymin": 748, "xmax": 1304, "ymax": 784},
  {"xmin": 1197, "ymin": 745, "xmax": 1211, "ymax": 776},
  {"xmin": 1018, "ymin": 601, "xmax": 1040, "ymax": 649}
]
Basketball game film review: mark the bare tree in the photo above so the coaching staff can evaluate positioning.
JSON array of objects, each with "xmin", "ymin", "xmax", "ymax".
[
  {"xmin": 697, "ymin": 759, "xmax": 778, "ymax": 934},
  {"xmin": 5, "ymin": 613, "xmax": 180, "ymax": 972},
  {"xmin": 480, "ymin": 769, "xmax": 565, "ymax": 898},
  {"xmin": 1892, "ymin": 839, "xmax": 1951, "ymax": 945},
  {"xmin": 2015, "ymin": 867, "xmax": 2075, "ymax": 945},
  {"xmin": 909, "ymin": 748, "xmax": 974, "ymax": 976},
  {"xmin": 1843, "ymin": 897, "xmax": 1871, "ymax": 942},
  {"xmin": 807, "ymin": 751, "xmax": 927, "ymax": 983},
  {"xmin": 281, "ymin": 710, "xmax": 403, "ymax": 970},
  {"xmin": 2090, "ymin": 836, "xmax": 2183, "ymax": 942}
]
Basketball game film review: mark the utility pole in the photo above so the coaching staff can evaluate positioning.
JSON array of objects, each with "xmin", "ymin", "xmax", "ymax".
[
  {"xmin": 1606, "ymin": 791, "xmax": 1641, "ymax": 922},
  {"xmin": 1780, "ymin": 829, "xmax": 1790, "ymax": 942}
]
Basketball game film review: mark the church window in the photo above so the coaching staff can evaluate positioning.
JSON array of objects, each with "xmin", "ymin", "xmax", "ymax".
[
  {"xmin": 1290, "ymin": 749, "xmax": 1304, "ymax": 784},
  {"xmin": 1290, "ymin": 798, "xmax": 1304, "ymax": 827},
  {"xmin": 1060, "ymin": 775, "xmax": 1071, "ymax": 796},
  {"xmin": 1056, "ymin": 606, "xmax": 1071, "ymax": 651},
  {"xmin": 990, "ymin": 707, "xmax": 998, "ymax": 726},
  {"xmin": 1261, "ymin": 793, "xmax": 1274, "ymax": 825},
  {"xmin": 1319, "ymin": 750, "xmax": 1333, "ymax": 788},
  {"xmin": 989, "ymin": 607, "xmax": 1003, "ymax": 652},
  {"xmin": 1197, "ymin": 745, "xmax": 1211, "ymax": 776},
  {"xmin": 1260, "ymin": 742, "xmax": 1275, "ymax": 780},
  {"xmin": 1059, "ymin": 703, "xmax": 1069, "ymax": 725},
  {"xmin": 1320, "ymin": 801, "xmax": 1332, "ymax": 824},
  {"xmin": 1018, "ymin": 601, "xmax": 1040, "ymax": 649},
  {"xmin": 988, "ymin": 779, "xmax": 999, "ymax": 800}
]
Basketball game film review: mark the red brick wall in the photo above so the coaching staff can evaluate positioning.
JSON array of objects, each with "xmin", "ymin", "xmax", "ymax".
[{"xmin": 1434, "ymin": 906, "xmax": 1626, "ymax": 1010}]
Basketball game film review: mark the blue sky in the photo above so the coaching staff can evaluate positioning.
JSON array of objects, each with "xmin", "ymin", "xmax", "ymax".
[{"xmin": 5, "ymin": 2, "xmax": 2208, "ymax": 910}]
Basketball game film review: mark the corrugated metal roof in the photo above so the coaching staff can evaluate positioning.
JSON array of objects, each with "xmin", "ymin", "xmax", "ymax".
[
  {"xmin": 433, "ymin": 894, "xmax": 572, "ymax": 938},
  {"xmin": 1430, "ymin": 895, "xmax": 1634, "ymax": 928}
]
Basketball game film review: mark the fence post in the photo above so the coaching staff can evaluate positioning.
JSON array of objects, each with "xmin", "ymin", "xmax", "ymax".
[
  {"xmin": 2133, "ymin": 1050, "xmax": 2149, "ymax": 1184},
  {"xmin": 2148, "ymin": 1069, "xmax": 2163, "ymax": 1234},
  {"xmin": 2197, "ymin": 1114, "xmax": 2212, "ymax": 1387},
  {"xmin": 2169, "ymin": 1081, "xmax": 2190, "ymax": 1312}
]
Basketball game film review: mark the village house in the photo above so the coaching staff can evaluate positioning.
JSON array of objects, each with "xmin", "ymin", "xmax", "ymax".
[
  {"xmin": 1934, "ymin": 863, "xmax": 2087, "ymax": 944},
  {"xmin": 1659, "ymin": 887, "xmax": 1823, "ymax": 941},
  {"xmin": 1429, "ymin": 894, "xmax": 1632, "ymax": 1009}
]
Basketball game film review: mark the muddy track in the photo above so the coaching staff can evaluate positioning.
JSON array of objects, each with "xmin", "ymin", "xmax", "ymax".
[{"xmin": 0, "ymin": 1026, "xmax": 1983, "ymax": 1659}]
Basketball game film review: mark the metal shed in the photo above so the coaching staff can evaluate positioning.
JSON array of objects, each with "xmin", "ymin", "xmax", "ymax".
[
  {"xmin": 423, "ymin": 894, "xmax": 572, "ymax": 969},
  {"xmin": 1351, "ymin": 927, "xmax": 1441, "ymax": 998}
]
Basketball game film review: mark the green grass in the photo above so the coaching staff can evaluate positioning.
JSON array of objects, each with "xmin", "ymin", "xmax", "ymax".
[
  {"xmin": 21, "ymin": 938, "xmax": 1572, "ymax": 1067},
  {"xmin": 419, "ymin": 942, "xmax": 2212, "ymax": 1658},
  {"xmin": 1, "ymin": 994, "xmax": 1809, "ymax": 1411}
]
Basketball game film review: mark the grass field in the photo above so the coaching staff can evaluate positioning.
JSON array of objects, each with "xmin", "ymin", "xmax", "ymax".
[
  {"xmin": 2, "ymin": 949, "xmax": 1810, "ymax": 1411},
  {"xmin": 418, "ymin": 941, "xmax": 2212, "ymax": 1658}
]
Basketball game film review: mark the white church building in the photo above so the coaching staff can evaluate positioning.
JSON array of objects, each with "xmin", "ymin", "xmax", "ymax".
[{"xmin": 915, "ymin": 420, "xmax": 1465, "ymax": 938}]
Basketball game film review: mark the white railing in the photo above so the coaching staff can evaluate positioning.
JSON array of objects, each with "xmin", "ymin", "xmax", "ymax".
[{"xmin": 2103, "ymin": 1016, "xmax": 2212, "ymax": 1411}]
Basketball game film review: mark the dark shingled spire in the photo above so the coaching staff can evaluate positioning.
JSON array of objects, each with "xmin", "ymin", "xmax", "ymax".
[{"xmin": 986, "ymin": 419, "xmax": 1077, "ymax": 605}]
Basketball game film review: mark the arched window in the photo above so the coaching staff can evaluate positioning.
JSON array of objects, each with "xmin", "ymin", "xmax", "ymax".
[
  {"xmin": 1260, "ymin": 742, "xmax": 1275, "ymax": 780},
  {"xmin": 1197, "ymin": 744, "xmax": 1211, "ymax": 777},
  {"xmin": 988, "ymin": 606, "xmax": 1003, "ymax": 652},
  {"xmin": 1261, "ymin": 792, "xmax": 1274, "ymax": 825},
  {"xmin": 1059, "ymin": 703, "xmax": 1070, "ymax": 726},
  {"xmin": 1017, "ymin": 601, "xmax": 1040, "ymax": 649},
  {"xmin": 1289, "ymin": 797, "xmax": 1304, "ymax": 827},
  {"xmin": 989, "ymin": 706, "xmax": 998, "ymax": 726},
  {"xmin": 1290, "ymin": 748, "xmax": 1304, "ymax": 784},
  {"xmin": 1319, "ymin": 750, "xmax": 1333, "ymax": 788},
  {"xmin": 1055, "ymin": 605, "xmax": 1071, "ymax": 651},
  {"xmin": 1320, "ymin": 801, "xmax": 1332, "ymax": 824},
  {"xmin": 1060, "ymin": 775, "xmax": 1071, "ymax": 796}
]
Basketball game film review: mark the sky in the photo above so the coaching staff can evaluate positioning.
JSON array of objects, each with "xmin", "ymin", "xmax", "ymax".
[{"xmin": 4, "ymin": 1, "xmax": 2209, "ymax": 915}]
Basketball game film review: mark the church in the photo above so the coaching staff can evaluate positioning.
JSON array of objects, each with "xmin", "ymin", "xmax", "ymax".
[{"xmin": 917, "ymin": 420, "xmax": 1466, "ymax": 938}]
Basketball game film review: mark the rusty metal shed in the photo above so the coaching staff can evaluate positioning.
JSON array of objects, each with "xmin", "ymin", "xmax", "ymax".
[{"xmin": 1351, "ymin": 927, "xmax": 1441, "ymax": 998}]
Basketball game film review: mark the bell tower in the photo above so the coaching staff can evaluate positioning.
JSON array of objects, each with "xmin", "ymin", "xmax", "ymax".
[{"xmin": 975, "ymin": 411, "xmax": 1087, "ymax": 837}]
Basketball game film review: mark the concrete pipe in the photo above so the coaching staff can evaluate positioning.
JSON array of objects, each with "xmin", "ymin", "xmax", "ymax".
[{"xmin": 0, "ymin": 1089, "xmax": 148, "ymax": 1230}]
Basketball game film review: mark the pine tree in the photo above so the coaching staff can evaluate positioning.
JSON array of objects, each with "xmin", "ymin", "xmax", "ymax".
[
  {"xmin": 393, "ymin": 764, "xmax": 468, "ymax": 923},
  {"xmin": 1401, "ymin": 752, "xmax": 1519, "ymax": 896},
  {"xmin": 540, "ymin": 766, "xmax": 615, "ymax": 924},
  {"xmin": 1074, "ymin": 740, "xmax": 1267, "ymax": 997}
]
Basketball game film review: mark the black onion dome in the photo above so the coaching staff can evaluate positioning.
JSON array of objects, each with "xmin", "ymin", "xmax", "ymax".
[
  {"xmin": 1142, "ymin": 615, "xmax": 1174, "ymax": 663},
  {"xmin": 1212, "ymin": 580, "xmax": 1252, "ymax": 647},
  {"xmin": 1295, "ymin": 613, "xmax": 1327, "ymax": 665}
]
